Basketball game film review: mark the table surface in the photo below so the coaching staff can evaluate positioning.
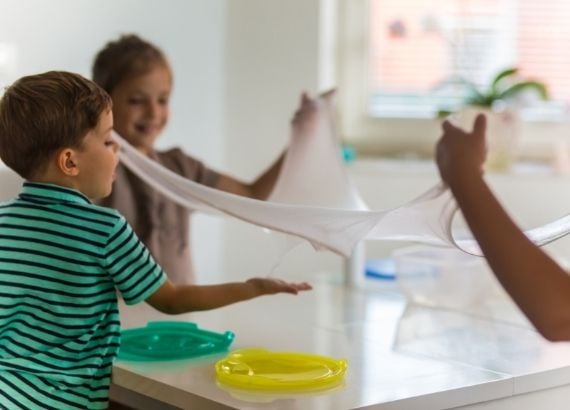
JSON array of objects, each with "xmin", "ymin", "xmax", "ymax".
[{"xmin": 113, "ymin": 273, "xmax": 570, "ymax": 410}]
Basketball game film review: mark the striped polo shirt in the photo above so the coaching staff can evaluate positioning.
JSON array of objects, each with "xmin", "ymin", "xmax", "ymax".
[{"xmin": 0, "ymin": 182, "xmax": 167, "ymax": 409}]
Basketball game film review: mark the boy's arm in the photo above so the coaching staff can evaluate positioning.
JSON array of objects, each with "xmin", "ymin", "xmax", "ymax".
[
  {"xmin": 437, "ymin": 115, "xmax": 570, "ymax": 341},
  {"xmin": 145, "ymin": 277, "xmax": 312, "ymax": 314}
]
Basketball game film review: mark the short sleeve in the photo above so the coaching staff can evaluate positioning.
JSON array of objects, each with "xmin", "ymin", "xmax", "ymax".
[
  {"xmin": 103, "ymin": 215, "xmax": 167, "ymax": 305},
  {"xmin": 160, "ymin": 148, "xmax": 221, "ymax": 188}
]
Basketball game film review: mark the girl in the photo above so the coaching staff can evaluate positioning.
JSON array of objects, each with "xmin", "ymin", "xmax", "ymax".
[{"xmin": 93, "ymin": 34, "xmax": 296, "ymax": 284}]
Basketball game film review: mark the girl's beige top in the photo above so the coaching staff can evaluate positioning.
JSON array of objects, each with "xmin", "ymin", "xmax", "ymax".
[{"xmin": 101, "ymin": 148, "xmax": 220, "ymax": 284}]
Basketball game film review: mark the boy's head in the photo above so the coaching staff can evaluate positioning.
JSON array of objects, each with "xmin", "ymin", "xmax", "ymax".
[
  {"xmin": 0, "ymin": 71, "xmax": 112, "ymax": 180},
  {"xmin": 92, "ymin": 34, "xmax": 172, "ymax": 154}
]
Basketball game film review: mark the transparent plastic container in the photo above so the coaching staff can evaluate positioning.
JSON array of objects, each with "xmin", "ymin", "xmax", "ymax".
[{"xmin": 392, "ymin": 246, "xmax": 501, "ymax": 310}]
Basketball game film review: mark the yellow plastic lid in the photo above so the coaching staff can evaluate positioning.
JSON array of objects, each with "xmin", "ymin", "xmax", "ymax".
[{"xmin": 215, "ymin": 348, "xmax": 348, "ymax": 392}]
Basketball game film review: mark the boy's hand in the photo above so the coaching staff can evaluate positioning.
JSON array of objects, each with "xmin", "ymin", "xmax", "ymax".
[
  {"xmin": 246, "ymin": 277, "xmax": 313, "ymax": 295},
  {"xmin": 436, "ymin": 113, "xmax": 488, "ymax": 187}
]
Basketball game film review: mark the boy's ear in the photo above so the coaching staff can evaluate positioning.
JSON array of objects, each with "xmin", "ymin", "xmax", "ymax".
[{"xmin": 57, "ymin": 148, "xmax": 80, "ymax": 176}]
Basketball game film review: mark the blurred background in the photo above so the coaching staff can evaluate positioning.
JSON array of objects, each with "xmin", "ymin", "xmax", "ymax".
[{"xmin": 2, "ymin": 0, "xmax": 570, "ymax": 285}]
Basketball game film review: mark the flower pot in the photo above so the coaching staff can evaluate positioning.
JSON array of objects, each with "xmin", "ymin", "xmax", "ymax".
[{"xmin": 458, "ymin": 106, "xmax": 521, "ymax": 172}]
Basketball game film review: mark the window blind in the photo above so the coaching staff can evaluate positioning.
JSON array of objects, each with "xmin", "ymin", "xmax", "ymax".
[{"xmin": 368, "ymin": 0, "xmax": 570, "ymax": 119}]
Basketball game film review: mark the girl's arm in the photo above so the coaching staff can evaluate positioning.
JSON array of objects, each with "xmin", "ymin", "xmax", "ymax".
[
  {"xmin": 437, "ymin": 115, "xmax": 570, "ymax": 341},
  {"xmin": 213, "ymin": 92, "xmax": 317, "ymax": 200},
  {"xmin": 213, "ymin": 152, "xmax": 284, "ymax": 200}
]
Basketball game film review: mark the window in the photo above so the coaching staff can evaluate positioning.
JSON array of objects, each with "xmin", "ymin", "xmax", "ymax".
[{"xmin": 338, "ymin": 0, "xmax": 570, "ymax": 160}]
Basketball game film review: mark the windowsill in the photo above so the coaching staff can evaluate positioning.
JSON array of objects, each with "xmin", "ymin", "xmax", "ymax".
[
  {"xmin": 347, "ymin": 156, "xmax": 569, "ymax": 178},
  {"xmin": 340, "ymin": 113, "xmax": 570, "ymax": 162}
]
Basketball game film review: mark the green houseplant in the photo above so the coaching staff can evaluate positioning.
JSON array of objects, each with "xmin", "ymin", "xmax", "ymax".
[
  {"xmin": 438, "ymin": 67, "xmax": 548, "ymax": 116},
  {"xmin": 438, "ymin": 68, "xmax": 549, "ymax": 171}
]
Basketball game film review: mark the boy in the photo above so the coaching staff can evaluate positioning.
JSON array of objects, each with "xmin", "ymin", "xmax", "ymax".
[
  {"xmin": 436, "ymin": 114, "xmax": 570, "ymax": 341},
  {"xmin": 0, "ymin": 71, "xmax": 311, "ymax": 409}
]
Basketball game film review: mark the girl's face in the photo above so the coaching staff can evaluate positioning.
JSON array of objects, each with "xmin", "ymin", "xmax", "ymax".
[{"xmin": 110, "ymin": 64, "xmax": 172, "ymax": 154}]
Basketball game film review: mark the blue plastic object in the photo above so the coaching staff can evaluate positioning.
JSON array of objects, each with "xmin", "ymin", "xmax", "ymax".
[
  {"xmin": 341, "ymin": 144, "xmax": 357, "ymax": 164},
  {"xmin": 118, "ymin": 321, "xmax": 235, "ymax": 361},
  {"xmin": 365, "ymin": 258, "xmax": 396, "ymax": 281}
]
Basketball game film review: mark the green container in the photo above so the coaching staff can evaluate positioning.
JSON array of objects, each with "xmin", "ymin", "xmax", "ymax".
[{"xmin": 118, "ymin": 321, "xmax": 235, "ymax": 362}]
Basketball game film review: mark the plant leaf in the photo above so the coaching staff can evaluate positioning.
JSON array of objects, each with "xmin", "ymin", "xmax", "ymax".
[
  {"xmin": 436, "ymin": 109, "xmax": 454, "ymax": 118},
  {"xmin": 464, "ymin": 88, "xmax": 492, "ymax": 106},
  {"xmin": 491, "ymin": 67, "xmax": 518, "ymax": 94},
  {"xmin": 497, "ymin": 81, "xmax": 549, "ymax": 101}
]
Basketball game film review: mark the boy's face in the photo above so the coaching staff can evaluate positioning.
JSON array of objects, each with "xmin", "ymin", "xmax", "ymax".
[
  {"xmin": 75, "ymin": 109, "xmax": 119, "ymax": 199},
  {"xmin": 110, "ymin": 64, "xmax": 172, "ymax": 154}
]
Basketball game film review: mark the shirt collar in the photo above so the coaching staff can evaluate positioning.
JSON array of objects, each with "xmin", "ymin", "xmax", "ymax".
[{"xmin": 19, "ymin": 182, "xmax": 92, "ymax": 205}]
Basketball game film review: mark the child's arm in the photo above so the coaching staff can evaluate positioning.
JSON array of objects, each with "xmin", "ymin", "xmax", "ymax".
[
  {"xmin": 213, "ymin": 91, "xmax": 318, "ymax": 200},
  {"xmin": 145, "ymin": 277, "xmax": 312, "ymax": 314},
  {"xmin": 213, "ymin": 153, "xmax": 284, "ymax": 200},
  {"xmin": 436, "ymin": 114, "xmax": 570, "ymax": 341}
]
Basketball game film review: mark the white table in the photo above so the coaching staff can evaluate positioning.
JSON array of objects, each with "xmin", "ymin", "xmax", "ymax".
[{"xmin": 111, "ymin": 273, "xmax": 570, "ymax": 409}]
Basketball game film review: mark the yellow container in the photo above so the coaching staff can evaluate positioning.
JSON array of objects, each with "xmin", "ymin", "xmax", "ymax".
[{"xmin": 215, "ymin": 348, "xmax": 348, "ymax": 392}]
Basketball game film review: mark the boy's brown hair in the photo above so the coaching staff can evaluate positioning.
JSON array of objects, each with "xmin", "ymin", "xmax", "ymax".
[
  {"xmin": 92, "ymin": 34, "xmax": 171, "ymax": 94},
  {"xmin": 0, "ymin": 71, "xmax": 111, "ymax": 179}
]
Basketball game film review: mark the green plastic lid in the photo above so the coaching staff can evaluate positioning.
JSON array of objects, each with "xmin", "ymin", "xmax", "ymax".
[{"xmin": 118, "ymin": 321, "xmax": 235, "ymax": 361}]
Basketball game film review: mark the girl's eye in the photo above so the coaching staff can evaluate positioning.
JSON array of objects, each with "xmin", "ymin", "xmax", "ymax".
[
  {"xmin": 127, "ymin": 97, "xmax": 145, "ymax": 105},
  {"xmin": 105, "ymin": 140, "xmax": 115, "ymax": 147}
]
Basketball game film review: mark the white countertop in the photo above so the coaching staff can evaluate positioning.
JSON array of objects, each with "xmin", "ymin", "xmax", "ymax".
[{"xmin": 112, "ymin": 272, "xmax": 570, "ymax": 410}]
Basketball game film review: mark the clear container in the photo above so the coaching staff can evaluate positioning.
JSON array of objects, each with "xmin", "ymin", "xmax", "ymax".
[{"xmin": 392, "ymin": 245, "xmax": 501, "ymax": 309}]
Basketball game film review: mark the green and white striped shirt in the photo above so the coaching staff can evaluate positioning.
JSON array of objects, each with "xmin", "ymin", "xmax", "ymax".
[{"xmin": 0, "ymin": 182, "xmax": 167, "ymax": 409}]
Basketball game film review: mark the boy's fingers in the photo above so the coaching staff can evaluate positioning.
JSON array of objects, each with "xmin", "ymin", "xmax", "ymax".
[
  {"xmin": 281, "ymin": 281, "xmax": 312, "ymax": 293},
  {"xmin": 277, "ymin": 282, "xmax": 298, "ymax": 294},
  {"xmin": 298, "ymin": 282, "xmax": 312, "ymax": 290},
  {"xmin": 265, "ymin": 278, "xmax": 312, "ymax": 293},
  {"xmin": 290, "ymin": 282, "xmax": 312, "ymax": 292}
]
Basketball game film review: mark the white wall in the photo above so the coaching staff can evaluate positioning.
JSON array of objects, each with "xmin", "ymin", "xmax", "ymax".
[
  {"xmin": 0, "ymin": 0, "xmax": 226, "ymax": 162},
  {"xmin": 0, "ymin": 0, "xmax": 227, "ymax": 281},
  {"xmin": 224, "ymin": 0, "xmax": 320, "ymax": 178}
]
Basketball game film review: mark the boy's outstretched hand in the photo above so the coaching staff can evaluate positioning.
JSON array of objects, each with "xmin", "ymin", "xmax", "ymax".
[
  {"xmin": 246, "ymin": 277, "xmax": 313, "ymax": 295},
  {"xmin": 436, "ymin": 113, "xmax": 488, "ymax": 187}
]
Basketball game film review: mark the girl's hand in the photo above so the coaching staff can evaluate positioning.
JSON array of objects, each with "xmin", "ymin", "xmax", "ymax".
[
  {"xmin": 436, "ymin": 113, "xmax": 488, "ymax": 187},
  {"xmin": 291, "ymin": 92, "xmax": 319, "ymax": 136}
]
